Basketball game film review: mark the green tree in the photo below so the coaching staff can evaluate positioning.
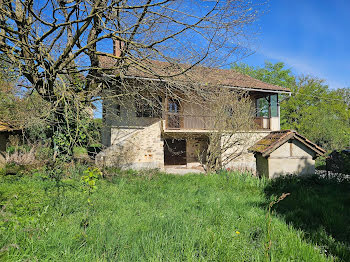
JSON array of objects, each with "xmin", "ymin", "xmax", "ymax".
[
  {"xmin": 233, "ymin": 62, "xmax": 350, "ymax": 151},
  {"xmin": 232, "ymin": 61, "xmax": 296, "ymax": 89},
  {"xmin": 0, "ymin": 68, "xmax": 100, "ymax": 159}
]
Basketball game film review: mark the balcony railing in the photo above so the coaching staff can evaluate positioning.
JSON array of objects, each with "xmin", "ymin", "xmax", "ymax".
[
  {"xmin": 254, "ymin": 117, "xmax": 270, "ymax": 130},
  {"xmin": 165, "ymin": 113, "xmax": 215, "ymax": 130},
  {"xmin": 164, "ymin": 113, "xmax": 270, "ymax": 130}
]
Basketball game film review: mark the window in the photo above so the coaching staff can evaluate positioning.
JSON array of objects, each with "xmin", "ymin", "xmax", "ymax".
[
  {"xmin": 136, "ymin": 96, "xmax": 162, "ymax": 118},
  {"xmin": 270, "ymin": 94, "xmax": 278, "ymax": 117},
  {"xmin": 256, "ymin": 97, "xmax": 269, "ymax": 117},
  {"xmin": 115, "ymin": 104, "xmax": 121, "ymax": 116},
  {"xmin": 168, "ymin": 99, "xmax": 180, "ymax": 113},
  {"xmin": 256, "ymin": 95, "xmax": 279, "ymax": 118}
]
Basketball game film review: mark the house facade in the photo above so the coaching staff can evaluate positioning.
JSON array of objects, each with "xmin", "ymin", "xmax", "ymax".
[{"xmin": 96, "ymin": 58, "xmax": 292, "ymax": 172}]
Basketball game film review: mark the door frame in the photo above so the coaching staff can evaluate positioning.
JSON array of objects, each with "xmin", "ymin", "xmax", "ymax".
[{"xmin": 164, "ymin": 138, "xmax": 187, "ymax": 165}]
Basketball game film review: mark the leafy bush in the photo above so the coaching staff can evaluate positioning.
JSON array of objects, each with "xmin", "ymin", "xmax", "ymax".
[
  {"xmin": 3, "ymin": 163, "xmax": 26, "ymax": 175},
  {"xmin": 81, "ymin": 167, "xmax": 102, "ymax": 195},
  {"xmin": 315, "ymin": 155, "xmax": 327, "ymax": 170},
  {"xmin": 73, "ymin": 147, "xmax": 88, "ymax": 158},
  {"xmin": 326, "ymin": 149, "xmax": 350, "ymax": 174},
  {"xmin": 5, "ymin": 146, "xmax": 38, "ymax": 167}
]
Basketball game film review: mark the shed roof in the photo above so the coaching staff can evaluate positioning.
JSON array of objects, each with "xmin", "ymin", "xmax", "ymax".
[
  {"xmin": 0, "ymin": 121, "xmax": 20, "ymax": 132},
  {"xmin": 99, "ymin": 57, "xmax": 290, "ymax": 93},
  {"xmin": 248, "ymin": 130, "xmax": 326, "ymax": 157}
]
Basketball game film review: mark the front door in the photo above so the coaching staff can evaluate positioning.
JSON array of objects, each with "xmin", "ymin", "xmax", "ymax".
[{"xmin": 164, "ymin": 139, "xmax": 187, "ymax": 165}]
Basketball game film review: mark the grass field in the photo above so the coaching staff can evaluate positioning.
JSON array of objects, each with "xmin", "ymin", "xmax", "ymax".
[{"xmin": 0, "ymin": 168, "xmax": 349, "ymax": 261}]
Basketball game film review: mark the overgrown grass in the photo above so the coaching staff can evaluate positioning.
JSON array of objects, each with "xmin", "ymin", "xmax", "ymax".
[
  {"xmin": 265, "ymin": 175, "xmax": 350, "ymax": 261},
  {"xmin": 0, "ymin": 169, "xmax": 348, "ymax": 261}
]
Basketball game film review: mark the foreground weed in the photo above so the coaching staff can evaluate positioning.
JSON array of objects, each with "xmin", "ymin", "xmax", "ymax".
[
  {"xmin": 80, "ymin": 167, "xmax": 102, "ymax": 232},
  {"xmin": 264, "ymin": 192, "xmax": 290, "ymax": 261}
]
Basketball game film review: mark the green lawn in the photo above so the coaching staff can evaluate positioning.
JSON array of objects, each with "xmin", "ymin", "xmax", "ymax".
[{"xmin": 0, "ymin": 169, "xmax": 349, "ymax": 261}]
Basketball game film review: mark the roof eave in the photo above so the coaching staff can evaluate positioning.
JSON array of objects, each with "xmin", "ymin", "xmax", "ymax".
[
  {"xmin": 103, "ymin": 74, "xmax": 291, "ymax": 94},
  {"xmin": 223, "ymin": 85, "xmax": 291, "ymax": 94},
  {"xmin": 293, "ymin": 135, "xmax": 326, "ymax": 156}
]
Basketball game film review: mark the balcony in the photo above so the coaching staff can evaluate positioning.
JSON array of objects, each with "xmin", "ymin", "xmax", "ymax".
[
  {"xmin": 163, "ymin": 113, "xmax": 271, "ymax": 131},
  {"xmin": 254, "ymin": 117, "xmax": 270, "ymax": 130},
  {"xmin": 165, "ymin": 112, "xmax": 214, "ymax": 130}
]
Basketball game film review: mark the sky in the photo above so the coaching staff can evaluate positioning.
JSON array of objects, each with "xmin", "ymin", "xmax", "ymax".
[{"xmin": 241, "ymin": 0, "xmax": 350, "ymax": 90}]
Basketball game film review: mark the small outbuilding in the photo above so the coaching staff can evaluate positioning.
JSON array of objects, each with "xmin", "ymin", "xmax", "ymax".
[
  {"xmin": 249, "ymin": 130, "xmax": 326, "ymax": 179},
  {"xmin": 0, "ymin": 122, "xmax": 21, "ymax": 151}
]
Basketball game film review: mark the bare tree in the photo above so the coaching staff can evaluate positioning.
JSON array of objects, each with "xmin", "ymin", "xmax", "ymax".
[
  {"xmin": 0, "ymin": 0, "xmax": 264, "ymax": 102},
  {"xmin": 192, "ymin": 88, "xmax": 256, "ymax": 173},
  {"xmin": 0, "ymin": 0, "xmax": 265, "ymax": 157}
]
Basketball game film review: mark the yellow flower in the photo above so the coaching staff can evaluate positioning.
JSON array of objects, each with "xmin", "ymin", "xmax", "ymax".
[{"xmin": 235, "ymin": 231, "xmax": 240, "ymax": 234}]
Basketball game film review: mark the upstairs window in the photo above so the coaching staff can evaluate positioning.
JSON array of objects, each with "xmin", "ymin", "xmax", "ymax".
[
  {"xmin": 270, "ymin": 94, "xmax": 278, "ymax": 117},
  {"xmin": 115, "ymin": 104, "xmax": 121, "ymax": 116},
  {"xmin": 136, "ymin": 96, "xmax": 162, "ymax": 118},
  {"xmin": 256, "ymin": 94, "xmax": 279, "ymax": 118},
  {"xmin": 168, "ymin": 99, "xmax": 180, "ymax": 113},
  {"xmin": 256, "ymin": 97, "xmax": 269, "ymax": 117}
]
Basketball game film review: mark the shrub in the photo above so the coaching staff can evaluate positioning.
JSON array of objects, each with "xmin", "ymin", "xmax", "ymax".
[
  {"xmin": 73, "ymin": 147, "xmax": 88, "ymax": 158},
  {"xmin": 326, "ymin": 149, "xmax": 350, "ymax": 174},
  {"xmin": 4, "ymin": 142, "xmax": 53, "ymax": 174},
  {"xmin": 5, "ymin": 146, "xmax": 37, "ymax": 166}
]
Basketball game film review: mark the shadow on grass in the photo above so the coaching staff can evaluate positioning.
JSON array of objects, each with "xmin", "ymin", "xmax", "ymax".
[{"xmin": 264, "ymin": 175, "xmax": 350, "ymax": 261}]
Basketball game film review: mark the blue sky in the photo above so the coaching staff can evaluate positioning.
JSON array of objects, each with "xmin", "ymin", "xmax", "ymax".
[{"xmin": 241, "ymin": 0, "xmax": 350, "ymax": 89}]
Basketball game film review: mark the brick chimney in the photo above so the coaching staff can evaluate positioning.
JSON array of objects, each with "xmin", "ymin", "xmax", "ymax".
[{"xmin": 113, "ymin": 40, "xmax": 124, "ymax": 57}]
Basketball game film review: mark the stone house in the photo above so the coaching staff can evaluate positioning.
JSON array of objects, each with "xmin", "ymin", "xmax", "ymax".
[{"xmin": 96, "ymin": 55, "xmax": 310, "ymax": 174}]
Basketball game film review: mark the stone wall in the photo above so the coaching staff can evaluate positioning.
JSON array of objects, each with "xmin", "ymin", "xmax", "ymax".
[
  {"xmin": 221, "ymin": 131, "xmax": 271, "ymax": 173},
  {"xmin": 101, "ymin": 96, "xmax": 161, "ymax": 147},
  {"xmin": 186, "ymin": 137, "xmax": 208, "ymax": 167},
  {"xmin": 99, "ymin": 122, "xmax": 274, "ymax": 173},
  {"xmin": 267, "ymin": 140, "xmax": 316, "ymax": 178},
  {"xmin": 96, "ymin": 121, "xmax": 164, "ymax": 169}
]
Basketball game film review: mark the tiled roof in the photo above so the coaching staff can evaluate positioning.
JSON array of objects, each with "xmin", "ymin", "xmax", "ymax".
[
  {"xmin": 99, "ymin": 57, "xmax": 290, "ymax": 93},
  {"xmin": 249, "ymin": 130, "xmax": 326, "ymax": 157}
]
